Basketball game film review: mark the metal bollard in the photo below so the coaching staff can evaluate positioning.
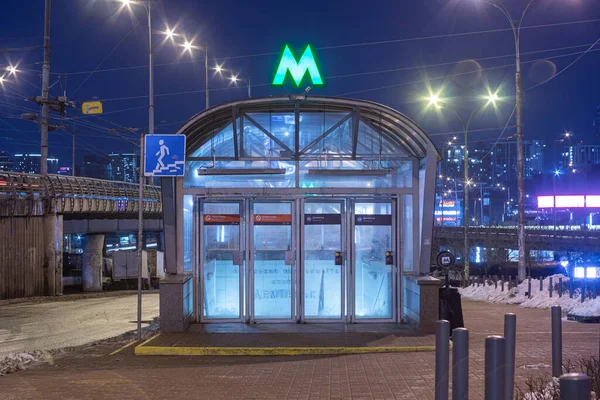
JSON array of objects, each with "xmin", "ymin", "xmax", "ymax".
[
  {"xmin": 559, "ymin": 373, "xmax": 591, "ymax": 400},
  {"xmin": 501, "ymin": 279, "xmax": 504, "ymax": 292},
  {"xmin": 559, "ymin": 277, "xmax": 563, "ymax": 297},
  {"xmin": 581, "ymin": 281, "xmax": 585, "ymax": 303},
  {"xmin": 485, "ymin": 336, "xmax": 506, "ymax": 400},
  {"xmin": 552, "ymin": 306, "xmax": 563, "ymax": 378},
  {"xmin": 435, "ymin": 320, "xmax": 450, "ymax": 400},
  {"xmin": 528, "ymin": 277, "xmax": 532, "ymax": 299},
  {"xmin": 540, "ymin": 278, "xmax": 543, "ymax": 292},
  {"xmin": 495, "ymin": 276, "xmax": 498, "ymax": 289},
  {"xmin": 549, "ymin": 277, "xmax": 553, "ymax": 298},
  {"xmin": 452, "ymin": 328, "xmax": 469, "ymax": 400},
  {"xmin": 504, "ymin": 314, "xmax": 517, "ymax": 400},
  {"xmin": 569, "ymin": 278, "xmax": 574, "ymax": 298}
]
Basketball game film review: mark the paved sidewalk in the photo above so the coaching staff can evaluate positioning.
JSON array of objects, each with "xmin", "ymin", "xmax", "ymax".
[{"xmin": 1, "ymin": 300, "xmax": 599, "ymax": 399}]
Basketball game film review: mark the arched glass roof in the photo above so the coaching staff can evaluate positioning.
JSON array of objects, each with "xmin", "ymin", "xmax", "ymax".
[{"xmin": 176, "ymin": 96, "xmax": 440, "ymax": 161}]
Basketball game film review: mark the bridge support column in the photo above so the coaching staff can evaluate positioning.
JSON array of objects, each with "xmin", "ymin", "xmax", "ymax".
[
  {"xmin": 43, "ymin": 213, "xmax": 63, "ymax": 296},
  {"xmin": 82, "ymin": 234, "xmax": 105, "ymax": 292}
]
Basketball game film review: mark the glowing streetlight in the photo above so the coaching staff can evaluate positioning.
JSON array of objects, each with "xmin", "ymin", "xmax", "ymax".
[
  {"xmin": 428, "ymin": 94, "xmax": 442, "ymax": 109},
  {"xmin": 0, "ymin": 76, "xmax": 4, "ymax": 84},
  {"xmin": 164, "ymin": 28, "xmax": 174, "ymax": 39},
  {"xmin": 554, "ymin": 169, "xmax": 561, "ymax": 176},
  {"xmin": 120, "ymin": 0, "xmax": 131, "ymax": 5},
  {"xmin": 230, "ymin": 75, "xmax": 238, "ymax": 83},
  {"xmin": 183, "ymin": 40, "xmax": 193, "ymax": 51},
  {"xmin": 6, "ymin": 66, "xmax": 17, "ymax": 75},
  {"xmin": 214, "ymin": 64, "xmax": 223, "ymax": 74}
]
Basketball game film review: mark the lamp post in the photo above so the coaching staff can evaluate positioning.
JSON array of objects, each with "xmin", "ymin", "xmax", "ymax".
[
  {"xmin": 230, "ymin": 74, "xmax": 252, "ymax": 98},
  {"xmin": 477, "ymin": 0, "xmax": 540, "ymax": 282},
  {"xmin": 426, "ymin": 90, "xmax": 500, "ymax": 280},
  {"xmin": 178, "ymin": 37, "xmax": 210, "ymax": 109}
]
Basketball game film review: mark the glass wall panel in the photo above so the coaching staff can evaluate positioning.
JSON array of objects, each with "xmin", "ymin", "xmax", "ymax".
[
  {"xmin": 402, "ymin": 195, "xmax": 414, "ymax": 273},
  {"xmin": 303, "ymin": 202, "xmax": 342, "ymax": 319},
  {"xmin": 190, "ymin": 122, "xmax": 236, "ymax": 158},
  {"xmin": 299, "ymin": 112, "xmax": 349, "ymax": 151},
  {"xmin": 253, "ymin": 202, "xmax": 293, "ymax": 319},
  {"xmin": 299, "ymin": 160, "xmax": 394, "ymax": 189},
  {"xmin": 202, "ymin": 202, "xmax": 241, "ymax": 319},
  {"xmin": 246, "ymin": 113, "xmax": 295, "ymax": 151},
  {"xmin": 183, "ymin": 195, "xmax": 193, "ymax": 272},
  {"xmin": 354, "ymin": 202, "xmax": 393, "ymax": 319}
]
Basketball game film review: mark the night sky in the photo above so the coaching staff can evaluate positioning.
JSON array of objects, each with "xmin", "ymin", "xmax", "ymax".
[{"xmin": 1, "ymin": 0, "xmax": 599, "ymax": 171}]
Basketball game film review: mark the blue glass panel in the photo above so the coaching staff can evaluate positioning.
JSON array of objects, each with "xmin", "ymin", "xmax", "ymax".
[
  {"xmin": 190, "ymin": 122, "xmax": 236, "ymax": 158},
  {"xmin": 183, "ymin": 195, "xmax": 193, "ymax": 272},
  {"xmin": 246, "ymin": 113, "xmax": 295, "ymax": 152},
  {"xmin": 403, "ymin": 195, "xmax": 414, "ymax": 272},
  {"xmin": 184, "ymin": 160, "xmax": 296, "ymax": 188}
]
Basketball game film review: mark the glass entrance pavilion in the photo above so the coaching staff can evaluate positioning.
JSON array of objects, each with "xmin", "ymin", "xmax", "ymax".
[{"xmin": 159, "ymin": 95, "xmax": 441, "ymax": 330}]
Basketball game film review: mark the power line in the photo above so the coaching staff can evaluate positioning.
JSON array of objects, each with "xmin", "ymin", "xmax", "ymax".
[{"xmin": 53, "ymin": 17, "xmax": 600, "ymax": 76}]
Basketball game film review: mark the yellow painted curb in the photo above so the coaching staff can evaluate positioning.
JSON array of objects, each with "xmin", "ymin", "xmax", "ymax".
[
  {"xmin": 134, "ymin": 344, "xmax": 439, "ymax": 356},
  {"xmin": 109, "ymin": 340, "xmax": 139, "ymax": 356}
]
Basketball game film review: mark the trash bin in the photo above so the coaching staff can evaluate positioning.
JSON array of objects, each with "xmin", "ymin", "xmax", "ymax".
[{"xmin": 439, "ymin": 286, "xmax": 465, "ymax": 334}]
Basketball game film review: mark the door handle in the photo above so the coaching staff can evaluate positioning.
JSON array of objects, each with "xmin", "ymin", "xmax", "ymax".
[{"xmin": 284, "ymin": 251, "xmax": 295, "ymax": 266}]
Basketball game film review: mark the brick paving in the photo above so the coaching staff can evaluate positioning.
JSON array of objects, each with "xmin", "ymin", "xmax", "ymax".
[{"xmin": 1, "ymin": 300, "xmax": 599, "ymax": 400}]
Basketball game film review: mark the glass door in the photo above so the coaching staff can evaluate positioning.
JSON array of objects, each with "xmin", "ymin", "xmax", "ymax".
[
  {"xmin": 301, "ymin": 200, "xmax": 344, "ymax": 321},
  {"xmin": 250, "ymin": 201, "xmax": 295, "ymax": 321},
  {"xmin": 200, "ymin": 201, "xmax": 244, "ymax": 321},
  {"xmin": 351, "ymin": 200, "xmax": 396, "ymax": 321}
]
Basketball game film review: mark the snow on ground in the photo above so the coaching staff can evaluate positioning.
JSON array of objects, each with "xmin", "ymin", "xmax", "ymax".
[{"xmin": 460, "ymin": 274, "xmax": 600, "ymax": 316}]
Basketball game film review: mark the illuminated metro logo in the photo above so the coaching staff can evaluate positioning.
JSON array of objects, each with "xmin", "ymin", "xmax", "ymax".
[{"xmin": 272, "ymin": 45, "xmax": 323, "ymax": 87}]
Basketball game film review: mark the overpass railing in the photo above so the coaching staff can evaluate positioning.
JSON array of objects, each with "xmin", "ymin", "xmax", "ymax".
[{"xmin": 0, "ymin": 172, "xmax": 162, "ymax": 216}]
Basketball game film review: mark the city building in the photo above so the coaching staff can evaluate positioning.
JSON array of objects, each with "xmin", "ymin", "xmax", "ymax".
[
  {"xmin": 0, "ymin": 151, "xmax": 13, "ymax": 171},
  {"xmin": 107, "ymin": 152, "xmax": 139, "ymax": 183},
  {"xmin": 492, "ymin": 140, "xmax": 544, "ymax": 182},
  {"xmin": 57, "ymin": 167, "xmax": 72, "ymax": 175},
  {"xmin": 12, "ymin": 153, "xmax": 58, "ymax": 174},
  {"xmin": 562, "ymin": 144, "xmax": 600, "ymax": 169},
  {"xmin": 79, "ymin": 154, "xmax": 108, "ymax": 180},
  {"xmin": 159, "ymin": 95, "xmax": 440, "ymax": 332}
]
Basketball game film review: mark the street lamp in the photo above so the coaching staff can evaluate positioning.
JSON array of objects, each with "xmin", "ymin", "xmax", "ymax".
[
  {"xmin": 229, "ymin": 73, "xmax": 252, "ymax": 98},
  {"xmin": 170, "ymin": 34, "xmax": 210, "ymax": 110},
  {"xmin": 424, "ymin": 88, "xmax": 500, "ymax": 281},
  {"xmin": 476, "ymin": 0, "xmax": 541, "ymax": 282}
]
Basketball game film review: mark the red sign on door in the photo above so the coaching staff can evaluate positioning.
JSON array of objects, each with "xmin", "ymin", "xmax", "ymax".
[
  {"xmin": 203, "ymin": 214, "xmax": 240, "ymax": 225},
  {"xmin": 254, "ymin": 214, "xmax": 292, "ymax": 225}
]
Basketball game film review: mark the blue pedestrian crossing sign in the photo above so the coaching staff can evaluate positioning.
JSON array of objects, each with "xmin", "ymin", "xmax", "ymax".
[{"xmin": 144, "ymin": 134, "xmax": 186, "ymax": 177}]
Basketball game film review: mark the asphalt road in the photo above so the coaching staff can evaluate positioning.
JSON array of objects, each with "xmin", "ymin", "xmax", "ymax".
[{"xmin": 0, "ymin": 293, "xmax": 159, "ymax": 358}]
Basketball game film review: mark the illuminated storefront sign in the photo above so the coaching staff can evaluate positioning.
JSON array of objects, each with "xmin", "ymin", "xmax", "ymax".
[
  {"xmin": 272, "ymin": 45, "xmax": 323, "ymax": 87},
  {"xmin": 537, "ymin": 195, "xmax": 600, "ymax": 208}
]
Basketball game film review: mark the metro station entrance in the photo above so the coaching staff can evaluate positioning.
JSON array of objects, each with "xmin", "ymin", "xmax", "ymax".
[{"xmin": 199, "ymin": 198, "xmax": 397, "ymax": 323}]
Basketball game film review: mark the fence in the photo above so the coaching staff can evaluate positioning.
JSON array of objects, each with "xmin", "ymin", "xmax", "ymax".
[{"xmin": 434, "ymin": 306, "xmax": 591, "ymax": 399}]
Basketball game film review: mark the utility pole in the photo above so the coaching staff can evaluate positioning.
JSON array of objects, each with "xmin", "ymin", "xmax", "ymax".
[{"xmin": 40, "ymin": 0, "xmax": 51, "ymax": 175}]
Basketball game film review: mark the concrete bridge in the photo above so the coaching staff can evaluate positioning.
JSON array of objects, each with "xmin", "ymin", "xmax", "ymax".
[
  {"xmin": 433, "ymin": 225, "xmax": 600, "ymax": 254},
  {"xmin": 0, "ymin": 172, "xmax": 163, "ymax": 299}
]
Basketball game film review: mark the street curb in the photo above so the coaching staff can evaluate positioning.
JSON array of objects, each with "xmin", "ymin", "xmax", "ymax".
[{"xmin": 134, "ymin": 334, "xmax": 440, "ymax": 356}]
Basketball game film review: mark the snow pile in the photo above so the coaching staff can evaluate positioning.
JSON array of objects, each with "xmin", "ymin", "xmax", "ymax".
[
  {"xmin": 460, "ymin": 274, "xmax": 599, "ymax": 315},
  {"xmin": 569, "ymin": 298, "xmax": 600, "ymax": 317},
  {"xmin": 0, "ymin": 351, "xmax": 46, "ymax": 376}
]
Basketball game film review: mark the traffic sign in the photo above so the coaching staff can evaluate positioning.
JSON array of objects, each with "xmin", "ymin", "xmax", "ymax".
[
  {"xmin": 82, "ymin": 101, "xmax": 103, "ymax": 115},
  {"xmin": 144, "ymin": 134, "xmax": 186, "ymax": 177},
  {"xmin": 436, "ymin": 251, "xmax": 456, "ymax": 269}
]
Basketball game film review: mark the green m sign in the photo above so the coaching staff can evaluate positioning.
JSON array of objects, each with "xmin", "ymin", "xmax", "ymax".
[{"xmin": 272, "ymin": 45, "xmax": 323, "ymax": 87}]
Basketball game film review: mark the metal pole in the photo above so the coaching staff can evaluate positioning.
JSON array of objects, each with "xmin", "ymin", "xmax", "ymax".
[
  {"xmin": 515, "ymin": 11, "xmax": 527, "ymax": 284},
  {"xmin": 550, "ymin": 276, "xmax": 553, "ymax": 298},
  {"xmin": 464, "ymin": 127, "xmax": 469, "ymax": 281},
  {"xmin": 137, "ymin": 1, "xmax": 153, "ymax": 342},
  {"xmin": 485, "ymin": 336, "xmax": 506, "ymax": 400},
  {"xmin": 435, "ymin": 320, "xmax": 450, "ymax": 400},
  {"xmin": 504, "ymin": 314, "xmax": 516, "ymax": 400},
  {"xmin": 528, "ymin": 277, "xmax": 531, "ymax": 299},
  {"xmin": 559, "ymin": 277, "xmax": 563, "ymax": 297},
  {"xmin": 40, "ymin": 0, "xmax": 51, "ymax": 176},
  {"xmin": 205, "ymin": 46, "xmax": 209, "ymax": 109},
  {"xmin": 72, "ymin": 119, "xmax": 75, "ymax": 176},
  {"xmin": 559, "ymin": 373, "xmax": 591, "ymax": 400},
  {"xmin": 552, "ymin": 306, "xmax": 563, "ymax": 378},
  {"xmin": 247, "ymin": 79, "xmax": 252, "ymax": 98},
  {"xmin": 452, "ymin": 328, "xmax": 469, "ymax": 400},
  {"xmin": 137, "ymin": 135, "xmax": 144, "ymax": 341}
]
